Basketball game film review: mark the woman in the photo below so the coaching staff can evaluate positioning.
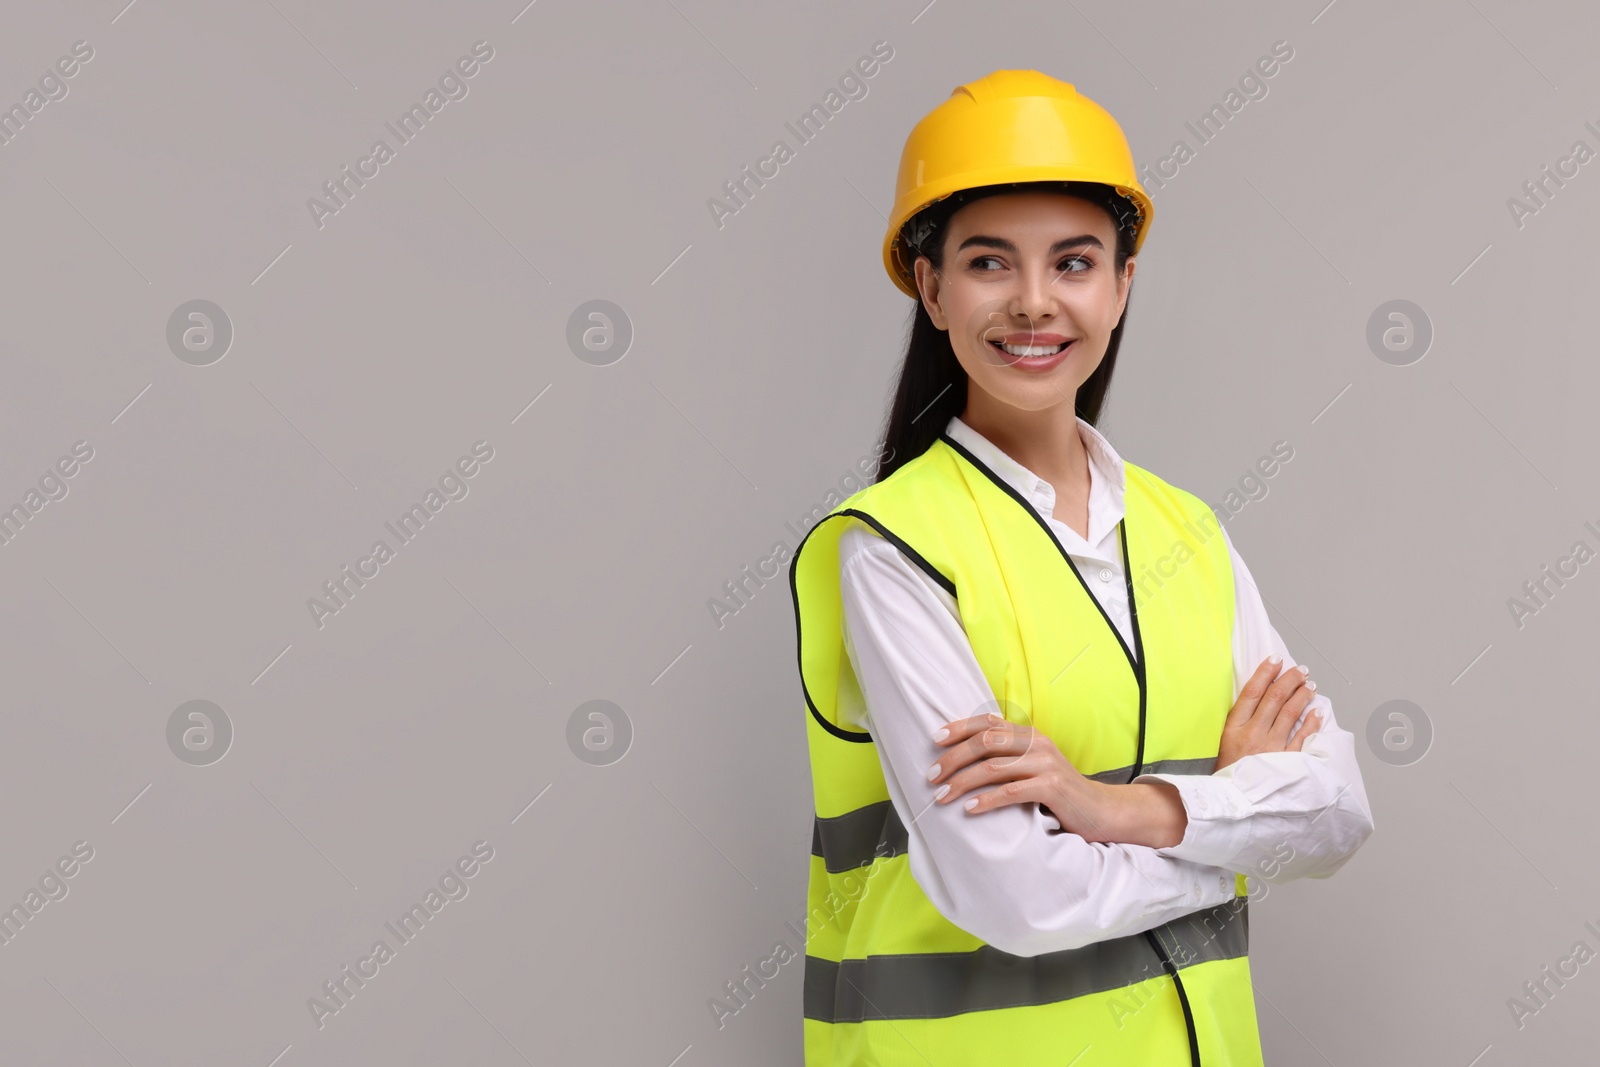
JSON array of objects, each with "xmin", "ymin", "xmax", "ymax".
[{"xmin": 789, "ymin": 70, "xmax": 1374, "ymax": 1065}]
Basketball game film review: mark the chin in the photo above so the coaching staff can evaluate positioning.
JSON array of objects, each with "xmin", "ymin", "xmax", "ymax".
[{"xmin": 975, "ymin": 376, "xmax": 1077, "ymax": 413}]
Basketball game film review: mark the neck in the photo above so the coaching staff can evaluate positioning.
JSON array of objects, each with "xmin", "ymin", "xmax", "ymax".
[{"xmin": 959, "ymin": 394, "xmax": 1088, "ymax": 491}]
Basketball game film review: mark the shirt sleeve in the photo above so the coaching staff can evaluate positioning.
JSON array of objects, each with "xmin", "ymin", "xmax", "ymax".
[
  {"xmin": 837, "ymin": 523, "xmax": 1238, "ymax": 958},
  {"xmin": 1130, "ymin": 523, "xmax": 1376, "ymax": 884}
]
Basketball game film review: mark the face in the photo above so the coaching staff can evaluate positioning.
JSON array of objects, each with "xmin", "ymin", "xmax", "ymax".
[{"xmin": 912, "ymin": 190, "xmax": 1135, "ymax": 416}]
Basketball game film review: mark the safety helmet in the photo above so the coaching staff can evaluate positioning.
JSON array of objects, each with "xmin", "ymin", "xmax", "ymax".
[{"xmin": 882, "ymin": 70, "xmax": 1153, "ymax": 299}]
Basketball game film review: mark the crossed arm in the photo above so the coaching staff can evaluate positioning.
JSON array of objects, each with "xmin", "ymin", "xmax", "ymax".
[{"xmin": 837, "ymin": 523, "xmax": 1375, "ymax": 958}]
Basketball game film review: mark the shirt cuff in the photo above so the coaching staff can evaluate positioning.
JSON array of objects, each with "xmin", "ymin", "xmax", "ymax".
[
  {"xmin": 1197, "ymin": 863, "xmax": 1238, "ymax": 908},
  {"xmin": 1043, "ymin": 802, "xmax": 1237, "ymax": 908},
  {"xmin": 1134, "ymin": 771, "xmax": 1255, "ymax": 869}
]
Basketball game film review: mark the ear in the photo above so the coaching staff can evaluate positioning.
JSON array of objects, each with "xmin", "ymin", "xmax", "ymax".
[
  {"xmin": 914, "ymin": 257, "xmax": 949, "ymax": 331},
  {"xmin": 1113, "ymin": 256, "xmax": 1137, "ymax": 320}
]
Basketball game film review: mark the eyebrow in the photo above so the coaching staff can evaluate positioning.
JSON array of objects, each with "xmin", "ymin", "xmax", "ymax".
[{"xmin": 953, "ymin": 234, "xmax": 1105, "ymax": 256}]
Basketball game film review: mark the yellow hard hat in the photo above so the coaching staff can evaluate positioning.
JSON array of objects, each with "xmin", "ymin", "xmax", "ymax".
[{"xmin": 882, "ymin": 70, "xmax": 1153, "ymax": 299}]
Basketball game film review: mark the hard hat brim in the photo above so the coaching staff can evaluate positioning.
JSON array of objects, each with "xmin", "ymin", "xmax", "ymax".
[{"xmin": 883, "ymin": 171, "xmax": 1152, "ymax": 300}]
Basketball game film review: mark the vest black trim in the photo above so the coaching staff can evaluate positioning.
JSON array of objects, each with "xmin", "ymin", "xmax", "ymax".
[
  {"xmin": 803, "ymin": 897, "xmax": 1249, "ymax": 1023},
  {"xmin": 1147, "ymin": 923, "xmax": 1204, "ymax": 1067},
  {"xmin": 790, "ymin": 507, "xmax": 957, "ymax": 744}
]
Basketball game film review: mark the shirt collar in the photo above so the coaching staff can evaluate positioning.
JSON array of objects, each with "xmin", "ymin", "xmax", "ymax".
[{"xmin": 944, "ymin": 413, "xmax": 1127, "ymax": 550}]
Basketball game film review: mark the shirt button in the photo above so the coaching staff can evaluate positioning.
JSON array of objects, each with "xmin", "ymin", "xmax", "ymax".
[{"xmin": 1098, "ymin": 568, "xmax": 1113, "ymax": 582}]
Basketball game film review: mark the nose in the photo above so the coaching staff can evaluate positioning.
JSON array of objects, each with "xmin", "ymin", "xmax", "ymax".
[{"xmin": 1007, "ymin": 260, "xmax": 1057, "ymax": 328}]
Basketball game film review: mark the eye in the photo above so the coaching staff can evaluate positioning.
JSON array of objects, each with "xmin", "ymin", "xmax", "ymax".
[{"xmin": 967, "ymin": 254, "xmax": 1096, "ymax": 274}]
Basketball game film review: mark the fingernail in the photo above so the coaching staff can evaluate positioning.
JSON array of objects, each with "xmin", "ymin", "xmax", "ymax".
[
  {"xmin": 1297, "ymin": 664, "xmax": 1309, "ymax": 676},
  {"xmin": 1268, "ymin": 655, "xmax": 1281, "ymax": 665},
  {"xmin": 926, "ymin": 763, "xmax": 940, "ymax": 781},
  {"xmin": 1306, "ymin": 680, "xmax": 1316, "ymax": 691},
  {"xmin": 932, "ymin": 727, "xmax": 948, "ymax": 742},
  {"xmin": 934, "ymin": 784, "xmax": 950, "ymax": 801},
  {"xmin": 964, "ymin": 797, "xmax": 979, "ymax": 810}
]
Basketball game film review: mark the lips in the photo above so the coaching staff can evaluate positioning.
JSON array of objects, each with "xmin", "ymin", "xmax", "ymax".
[{"xmin": 988, "ymin": 337, "xmax": 1075, "ymax": 369}]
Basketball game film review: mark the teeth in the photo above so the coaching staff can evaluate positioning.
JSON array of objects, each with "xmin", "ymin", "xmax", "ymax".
[{"xmin": 996, "ymin": 341, "xmax": 1066, "ymax": 357}]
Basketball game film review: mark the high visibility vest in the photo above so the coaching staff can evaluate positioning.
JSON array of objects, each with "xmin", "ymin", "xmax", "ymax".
[{"xmin": 790, "ymin": 430, "xmax": 1263, "ymax": 1066}]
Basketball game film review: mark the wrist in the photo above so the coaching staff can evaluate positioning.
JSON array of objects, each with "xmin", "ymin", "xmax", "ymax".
[
  {"xmin": 1051, "ymin": 772, "xmax": 1113, "ymax": 843},
  {"xmin": 1067, "ymin": 779, "xmax": 1187, "ymax": 849},
  {"xmin": 1137, "ymin": 780, "xmax": 1189, "ymax": 850}
]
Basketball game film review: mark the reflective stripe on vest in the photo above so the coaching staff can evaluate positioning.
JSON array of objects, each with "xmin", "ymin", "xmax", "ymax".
[
  {"xmin": 812, "ymin": 758, "xmax": 1221, "ymax": 874},
  {"xmin": 804, "ymin": 897, "xmax": 1249, "ymax": 1023},
  {"xmin": 790, "ymin": 433, "xmax": 1263, "ymax": 1067}
]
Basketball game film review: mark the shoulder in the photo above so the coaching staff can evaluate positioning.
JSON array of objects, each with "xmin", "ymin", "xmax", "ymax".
[
  {"xmin": 839, "ymin": 521, "xmax": 894, "ymax": 563},
  {"xmin": 806, "ymin": 443, "xmax": 965, "ymax": 599},
  {"xmin": 1123, "ymin": 458, "xmax": 1217, "ymax": 522},
  {"xmin": 816, "ymin": 439, "xmax": 964, "ymax": 534},
  {"xmin": 861, "ymin": 439, "xmax": 957, "ymax": 499},
  {"xmin": 836, "ymin": 511, "xmax": 960, "ymax": 615},
  {"xmin": 1121, "ymin": 458, "xmax": 1236, "ymax": 577}
]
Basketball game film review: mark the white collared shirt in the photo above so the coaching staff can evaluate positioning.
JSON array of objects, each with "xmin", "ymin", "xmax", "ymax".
[{"xmin": 835, "ymin": 414, "xmax": 1375, "ymax": 958}]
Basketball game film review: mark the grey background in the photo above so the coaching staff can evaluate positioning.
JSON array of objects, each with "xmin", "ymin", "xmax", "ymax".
[{"xmin": 0, "ymin": 0, "xmax": 1593, "ymax": 1063}]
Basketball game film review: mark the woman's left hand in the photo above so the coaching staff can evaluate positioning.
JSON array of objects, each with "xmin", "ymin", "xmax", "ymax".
[{"xmin": 928, "ymin": 713, "xmax": 1110, "ymax": 841}]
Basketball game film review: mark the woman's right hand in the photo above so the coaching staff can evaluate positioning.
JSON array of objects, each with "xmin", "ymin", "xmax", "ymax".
[{"xmin": 1215, "ymin": 655, "xmax": 1323, "ymax": 772}]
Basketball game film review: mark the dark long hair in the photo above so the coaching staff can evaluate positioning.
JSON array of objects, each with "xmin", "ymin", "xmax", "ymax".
[{"xmin": 872, "ymin": 181, "xmax": 1139, "ymax": 483}]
